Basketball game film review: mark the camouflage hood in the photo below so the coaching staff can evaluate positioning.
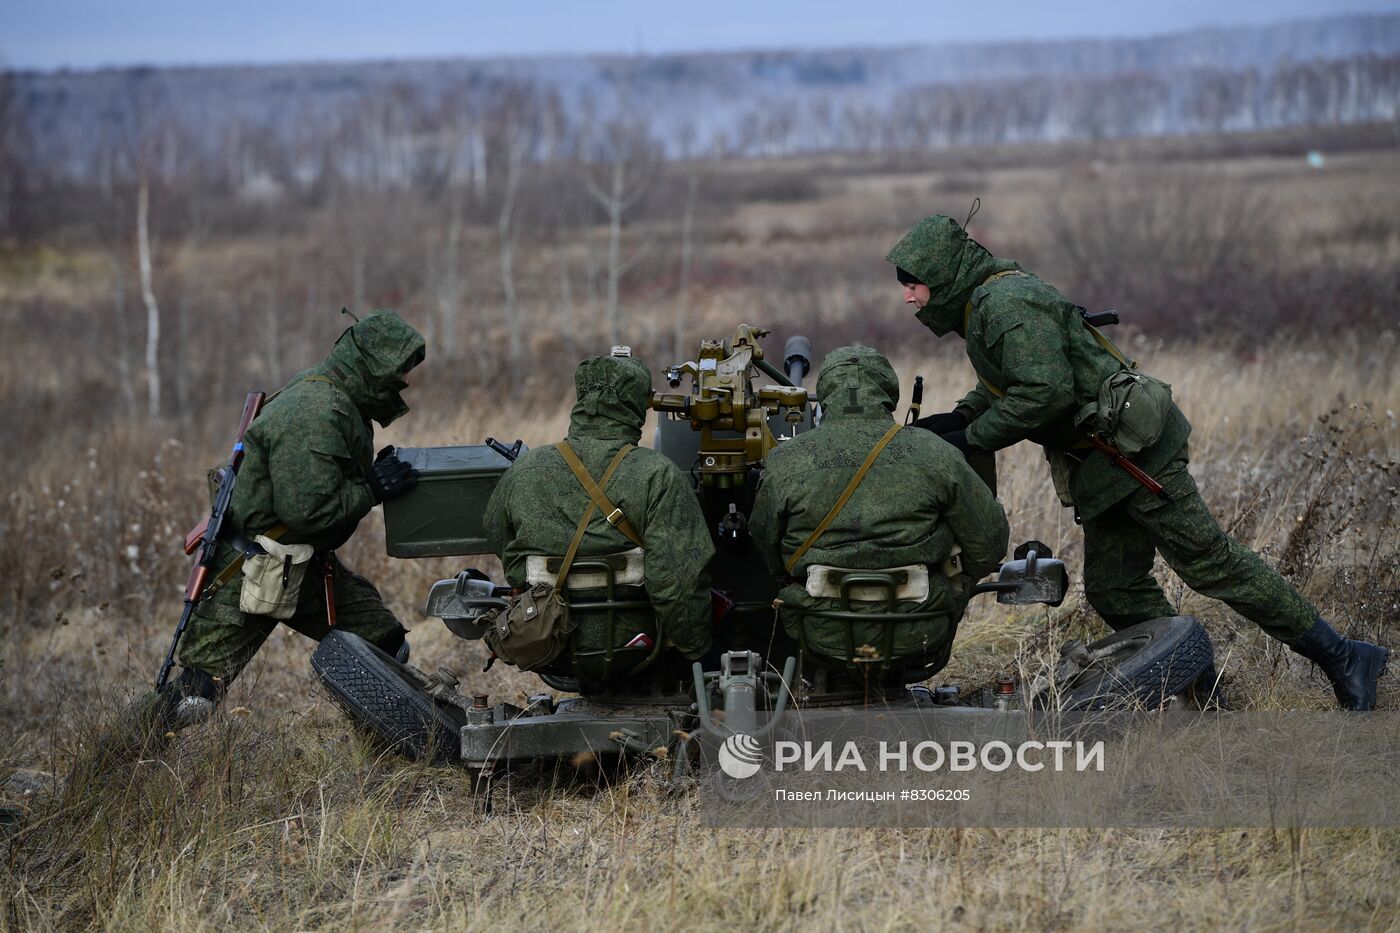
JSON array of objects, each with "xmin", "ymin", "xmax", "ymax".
[
  {"xmin": 885, "ymin": 215, "xmax": 1017, "ymax": 337},
  {"xmin": 311, "ymin": 309, "xmax": 426, "ymax": 427},
  {"xmin": 815, "ymin": 345, "xmax": 899, "ymax": 422},
  {"xmin": 567, "ymin": 355, "xmax": 652, "ymax": 444}
]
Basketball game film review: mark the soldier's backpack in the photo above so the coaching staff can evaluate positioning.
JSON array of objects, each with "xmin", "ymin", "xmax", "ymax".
[{"xmin": 483, "ymin": 442, "xmax": 642, "ymax": 670}]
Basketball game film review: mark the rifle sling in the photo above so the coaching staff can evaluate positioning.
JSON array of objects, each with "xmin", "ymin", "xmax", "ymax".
[
  {"xmin": 964, "ymin": 270, "xmax": 1134, "ymax": 399},
  {"xmin": 202, "ymin": 523, "xmax": 289, "ymax": 599},
  {"xmin": 554, "ymin": 443, "xmax": 638, "ymax": 590},
  {"xmin": 785, "ymin": 423, "xmax": 902, "ymax": 574}
]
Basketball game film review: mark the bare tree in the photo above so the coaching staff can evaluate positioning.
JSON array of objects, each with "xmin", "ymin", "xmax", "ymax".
[
  {"xmin": 584, "ymin": 119, "xmax": 658, "ymax": 346},
  {"xmin": 136, "ymin": 178, "xmax": 162, "ymax": 419}
]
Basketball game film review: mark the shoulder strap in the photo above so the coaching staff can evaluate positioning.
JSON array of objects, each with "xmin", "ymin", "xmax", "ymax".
[
  {"xmin": 785, "ymin": 423, "xmax": 902, "ymax": 573},
  {"xmin": 962, "ymin": 270, "xmax": 1135, "ymax": 398},
  {"xmin": 553, "ymin": 442, "xmax": 640, "ymax": 590},
  {"xmin": 1083, "ymin": 322, "xmax": 1134, "ymax": 370},
  {"xmin": 202, "ymin": 523, "xmax": 290, "ymax": 599}
]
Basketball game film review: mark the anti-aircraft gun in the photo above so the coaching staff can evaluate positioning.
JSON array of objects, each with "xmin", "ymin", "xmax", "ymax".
[
  {"xmin": 649, "ymin": 324, "xmax": 810, "ymax": 551},
  {"xmin": 309, "ymin": 325, "xmax": 1214, "ymax": 787}
]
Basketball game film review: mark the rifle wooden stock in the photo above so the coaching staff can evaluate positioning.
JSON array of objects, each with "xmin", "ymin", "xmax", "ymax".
[{"xmin": 1086, "ymin": 435, "xmax": 1169, "ymax": 501}]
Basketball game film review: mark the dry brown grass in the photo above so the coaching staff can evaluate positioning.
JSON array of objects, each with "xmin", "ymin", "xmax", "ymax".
[
  {"xmin": 3, "ymin": 132, "xmax": 1400, "ymax": 930},
  {"xmin": 1, "ymin": 337, "xmax": 1395, "ymax": 931}
]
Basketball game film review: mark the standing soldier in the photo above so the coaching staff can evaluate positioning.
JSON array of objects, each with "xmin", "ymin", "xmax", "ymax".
[
  {"xmin": 750, "ymin": 346, "xmax": 1009, "ymax": 677},
  {"xmin": 886, "ymin": 214, "xmax": 1387, "ymax": 709},
  {"xmin": 148, "ymin": 308, "xmax": 426, "ymax": 730},
  {"xmin": 484, "ymin": 353, "xmax": 715, "ymax": 678}
]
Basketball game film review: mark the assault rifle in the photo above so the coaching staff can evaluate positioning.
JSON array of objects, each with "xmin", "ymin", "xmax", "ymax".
[{"xmin": 156, "ymin": 392, "xmax": 265, "ymax": 690}]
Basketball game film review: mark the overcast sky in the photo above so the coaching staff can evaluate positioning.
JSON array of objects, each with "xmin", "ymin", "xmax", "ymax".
[{"xmin": 4, "ymin": 0, "xmax": 1400, "ymax": 71}]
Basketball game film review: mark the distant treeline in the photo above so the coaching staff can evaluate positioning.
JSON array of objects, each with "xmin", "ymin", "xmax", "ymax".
[{"xmin": 2, "ymin": 15, "xmax": 1400, "ymax": 236}]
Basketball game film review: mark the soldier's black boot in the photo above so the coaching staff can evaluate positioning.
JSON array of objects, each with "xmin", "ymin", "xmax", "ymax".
[
  {"xmin": 1289, "ymin": 619, "xmax": 1388, "ymax": 711},
  {"xmin": 379, "ymin": 630, "xmax": 411, "ymax": 665},
  {"xmin": 169, "ymin": 667, "xmax": 224, "ymax": 729}
]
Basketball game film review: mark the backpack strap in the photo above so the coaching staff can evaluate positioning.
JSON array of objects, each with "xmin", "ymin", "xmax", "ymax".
[
  {"xmin": 963, "ymin": 270, "xmax": 1135, "ymax": 398},
  {"xmin": 554, "ymin": 442, "xmax": 639, "ymax": 590},
  {"xmin": 785, "ymin": 423, "xmax": 902, "ymax": 574}
]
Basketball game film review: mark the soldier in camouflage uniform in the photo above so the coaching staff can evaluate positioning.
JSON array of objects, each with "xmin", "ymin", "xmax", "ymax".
[
  {"xmin": 158, "ymin": 309, "xmax": 426, "ymax": 726},
  {"xmin": 750, "ymin": 346, "xmax": 1009, "ymax": 676},
  {"xmin": 484, "ymin": 354, "xmax": 715, "ymax": 669},
  {"xmin": 887, "ymin": 215, "xmax": 1388, "ymax": 709}
]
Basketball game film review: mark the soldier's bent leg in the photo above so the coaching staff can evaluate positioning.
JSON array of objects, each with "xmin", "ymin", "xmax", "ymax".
[
  {"xmin": 176, "ymin": 587, "xmax": 279, "ymax": 686},
  {"xmin": 282, "ymin": 556, "xmax": 407, "ymax": 656},
  {"xmin": 1081, "ymin": 503, "xmax": 1176, "ymax": 630},
  {"xmin": 1124, "ymin": 463, "xmax": 1317, "ymax": 644}
]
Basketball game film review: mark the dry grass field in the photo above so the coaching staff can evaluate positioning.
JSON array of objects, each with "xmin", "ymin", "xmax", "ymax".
[{"xmin": 1, "ymin": 127, "xmax": 1399, "ymax": 929}]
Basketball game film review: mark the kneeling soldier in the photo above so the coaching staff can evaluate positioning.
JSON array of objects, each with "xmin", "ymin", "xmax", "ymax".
[
  {"xmin": 483, "ymin": 353, "xmax": 715, "ymax": 683},
  {"xmin": 153, "ymin": 309, "xmax": 426, "ymax": 729},
  {"xmin": 750, "ymin": 346, "xmax": 1009, "ymax": 681}
]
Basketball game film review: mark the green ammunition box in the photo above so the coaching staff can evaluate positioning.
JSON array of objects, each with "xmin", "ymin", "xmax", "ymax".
[{"xmin": 383, "ymin": 444, "xmax": 523, "ymax": 558}]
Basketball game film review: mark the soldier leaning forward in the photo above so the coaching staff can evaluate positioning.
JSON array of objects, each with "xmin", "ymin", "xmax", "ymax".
[
  {"xmin": 886, "ymin": 214, "xmax": 1387, "ymax": 709},
  {"xmin": 149, "ymin": 309, "xmax": 426, "ymax": 728},
  {"xmin": 484, "ymin": 355, "xmax": 715, "ymax": 683},
  {"xmin": 750, "ymin": 346, "xmax": 1010, "ymax": 680}
]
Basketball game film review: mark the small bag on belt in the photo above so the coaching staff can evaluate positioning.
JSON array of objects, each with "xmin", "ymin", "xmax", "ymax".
[
  {"xmin": 239, "ymin": 535, "xmax": 315, "ymax": 620},
  {"xmin": 482, "ymin": 582, "xmax": 575, "ymax": 671},
  {"xmin": 483, "ymin": 442, "xmax": 640, "ymax": 671},
  {"xmin": 1076, "ymin": 369, "xmax": 1174, "ymax": 458}
]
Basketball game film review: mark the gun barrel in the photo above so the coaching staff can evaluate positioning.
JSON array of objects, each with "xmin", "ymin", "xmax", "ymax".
[{"xmin": 783, "ymin": 335, "xmax": 812, "ymax": 387}]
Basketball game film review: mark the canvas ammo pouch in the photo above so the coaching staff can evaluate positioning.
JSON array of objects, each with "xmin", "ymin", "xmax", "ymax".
[
  {"xmin": 482, "ymin": 583, "xmax": 574, "ymax": 670},
  {"xmin": 1075, "ymin": 369, "xmax": 1174, "ymax": 458},
  {"xmin": 483, "ymin": 442, "xmax": 640, "ymax": 672},
  {"xmin": 239, "ymin": 535, "xmax": 315, "ymax": 619}
]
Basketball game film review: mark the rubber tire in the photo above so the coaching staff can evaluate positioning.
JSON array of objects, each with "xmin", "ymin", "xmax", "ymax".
[
  {"xmin": 1054, "ymin": 616, "xmax": 1215, "ymax": 712},
  {"xmin": 312, "ymin": 630, "xmax": 465, "ymax": 764}
]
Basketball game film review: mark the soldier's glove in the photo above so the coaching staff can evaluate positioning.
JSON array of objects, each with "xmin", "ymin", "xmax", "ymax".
[
  {"xmin": 939, "ymin": 429, "xmax": 978, "ymax": 456},
  {"xmin": 914, "ymin": 409, "xmax": 969, "ymax": 434},
  {"xmin": 368, "ymin": 451, "xmax": 418, "ymax": 502}
]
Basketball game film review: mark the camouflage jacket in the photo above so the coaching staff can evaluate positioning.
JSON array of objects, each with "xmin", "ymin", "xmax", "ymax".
[
  {"xmin": 886, "ymin": 215, "xmax": 1191, "ymax": 521},
  {"xmin": 484, "ymin": 356, "xmax": 715, "ymax": 659},
  {"xmin": 751, "ymin": 346, "xmax": 1009, "ymax": 659},
  {"xmin": 225, "ymin": 308, "xmax": 426, "ymax": 553}
]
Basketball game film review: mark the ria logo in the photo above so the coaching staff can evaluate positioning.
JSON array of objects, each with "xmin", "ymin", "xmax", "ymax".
[{"xmin": 718, "ymin": 733, "xmax": 764, "ymax": 779}]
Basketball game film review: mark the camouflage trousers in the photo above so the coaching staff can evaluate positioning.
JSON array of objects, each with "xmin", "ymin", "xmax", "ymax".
[
  {"xmin": 1080, "ymin": 452, "xmax": 1317, "ymax": 643},
  {"xmin": 178, "ymin": 554, "xmax": 405, "ymax": 683}
]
